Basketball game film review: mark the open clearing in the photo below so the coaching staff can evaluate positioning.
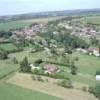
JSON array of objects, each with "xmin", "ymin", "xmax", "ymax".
[{"xmin": 7, "ymin": 73, "xmax": 97, "ymax": 100}]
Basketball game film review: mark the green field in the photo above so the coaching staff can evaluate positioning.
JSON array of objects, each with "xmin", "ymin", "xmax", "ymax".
[
  {"xmin": 9, "ymin": 50, "xmax": 100, "ymax": 86},
  {"xmin": 0, "ymin": 49, "xmax": 99, "ymax": 99},
  {"xmin": 0, "ymin": 43, "xmax": 18, "ymax": 52},
  {"xmin": 0, "ymin": 60, "xmax": 19, "ymax": 79},
  {"xmin": 0, "ymin": 16, "xmax": 64, "ymax": 31},
  {"xmin": 0, "ymin": 83, "xmax": 60, "ymax": 100},
  {"xmin": 82, "ymin": 16, "xmax": 100, "ymax": 25}
]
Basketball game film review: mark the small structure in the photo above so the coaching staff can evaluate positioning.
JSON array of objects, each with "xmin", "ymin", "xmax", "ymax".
[
  {"xmin": 88, "ymin": 47, "xmax": 100, "ymax": 57},
  {"xmin": 76, "ymin": 48, "xmax": 88, "ymax": 54},
  {"xmin": 30, "ymin": 64, "xmax": 40, "ymax": 70},
  {"xmin": 96, "ymin": 75, "xmax": 100, "ymax": 81},
  {"xmin": 43, "ymin": 64, "xmax": 59, "ymax": 74}
]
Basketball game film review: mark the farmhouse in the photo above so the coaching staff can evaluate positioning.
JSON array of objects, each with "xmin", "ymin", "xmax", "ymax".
[
  {"xmin": 88, "ymin": 47, "xmax": 100, "ymax": 57},
  {"xmin": 43, "ymin": 64, "xmax": 60, "ymax": 74},
  {"xmin": 96, "ymin": 75, "xmax": 100, "ymax": 81}
]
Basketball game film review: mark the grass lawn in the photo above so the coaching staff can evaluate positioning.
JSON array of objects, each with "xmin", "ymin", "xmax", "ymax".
[
  {"xmin": 0, "ymin": 59, "xmax": 19, "ymax": 79},
  {"xmin": 0, "ymin": 16, "xmax": 64, "ymax": 31},
  {"xmin": 0, "ymin": 43, "xmax": 18, "ymax": 52},
  {"xmin": 72, "ymin": 52, "xmax": 100, "ymax": 75},
  {"xmin": 0, "ymin": 83, "xmax": 60, "ymax": 100}
]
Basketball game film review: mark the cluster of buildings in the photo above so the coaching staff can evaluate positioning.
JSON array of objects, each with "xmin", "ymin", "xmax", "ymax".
[
  {"xmin": 76, "ymin": 47, "xmax": 100, "ymax": 57},
  {"xmin": 12, "ymin": 23, "xmax": 47, "ymax": 39},
  {"xmin": 30, "ymin": 63, "xmax": 60, "ymax": 74}
]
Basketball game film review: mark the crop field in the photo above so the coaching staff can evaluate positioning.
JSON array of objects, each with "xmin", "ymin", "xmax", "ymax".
[
  {"xmin": 0, "ymin": 83, "xmax": 60, "ymax": 100},
  {"xmin": 82, "ymin": 16, "xmax": 100, "ymax": 25},
  {"xmin": 7, "ymin": 73, "xmax": 97, "ymax": 100},
  {"xmin": 0, "ymin": 16, "xmax": 64, "ymax": 31}
]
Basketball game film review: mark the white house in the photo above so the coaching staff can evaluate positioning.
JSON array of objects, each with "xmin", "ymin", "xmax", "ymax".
[
  {"xmin": 96, "ymin": 75, "xmax": 100, "ymax": 81},
  {"xmin": 30, "ymin": 64, "xmax": 40, "ymax": 70},
  {"xmin": 76, "ymin": 48, "xmax": 88, "ymax": 54}
]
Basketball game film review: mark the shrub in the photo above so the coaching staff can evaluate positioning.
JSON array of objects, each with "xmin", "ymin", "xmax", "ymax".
[
  {"xmin": 96, "ymin": 69, "xmax": 100, "ymax": 75},
  {"xmin": 88, "ymin": 86, "xmax": 95, "ymax": 94},
  {"xmin": 57, "ymin": 79, "xmax": 73, "ymax": 88},
  {"xmin": 36, "ymin": 75, "xmax": 44, "ymax": 82},
  {"xmin": 12, "ymin": 57, "xmax": 18, "ymax": 64},
  {"xmin": 74, "ymin": 57, "xmax": 79, "ymax": 61},
  {"xmin": 34, "ymin": 59, "xmax": 43, "ymax": 66},
  {"xmin": 0, "ymin": 50, "xmax": 8, "ymax": 60},
  {"xmin": 94, "ymin": 83, "xmax": 100, "ymax": 99},
  {"xmin": 32, "ymin": 69, "xmax": 39, "ymax": 74},
  {"xmin": 48, "ymin": 72, "xmax": 69, "ymax": 80},
  {"xmin": 82, "ymin": 86, "xmax": 87, "ymax": 92},
  {"xmin": 66, "ymin": 49, "xmax": 72, "ymax": 54},
  {"xmin": 31, "ymin": 75, "xmax": 36, "ymax": 80}
]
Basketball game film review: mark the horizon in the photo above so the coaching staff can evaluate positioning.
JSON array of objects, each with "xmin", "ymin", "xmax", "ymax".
[
  {"xmin": 1, "ymin": 8, "xmax": 100, "ymax": 17},
  {"xmin": 0, "ymin": 0, "xmax": 100, "ymax": 16}
]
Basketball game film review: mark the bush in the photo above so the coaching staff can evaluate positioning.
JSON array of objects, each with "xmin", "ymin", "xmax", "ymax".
[
  {"xmin": 88, "ymin": 86, "xmax": 95, "ymax": 94},
  {"xmin": 82, "ymin": 86, "xmax": 87, "ymax": 92},
  {"xmin": 48, "ymin": 72, "xmax": 69, "ymax": 80},
  {"xmin": 96, "ymin": 69, "xmax": 100, "ymax": 75},
  {"xmin": 74, "ymin": 57, "xmax": 79, "ymax": 61},
  {"xmin": 32, "ymin": 69, "xmax": 39, "ymax": 74},
  {"xmin": 31, "ymin": 75, "xmax": 36, "ymax": 80},
  {"xmin": 66, "ymin": 49, "xmax": 72, "ymax": 54},
  {"xmin": 36, "ymin": 75, "xmax": 44, "ymax": 82},
  {"xmin": 94, "ymin": 83, "xmax": 100, "ymax": 99},
  {"xmin": 0, "ymin": 50, "xmax": 8, "ymax": 60},
  {"xmin": 57, "ymin": 79, "xmax": 73, "ymax": 88},
  {"xmin": 34, "ymin": 59, "xmax": 43, "ymax": 66},
  {"xmin": 32, "ymin": 68, "xmax": 44, "ymax": 75},
  {"xmin": 12, "ymin": 57, "xmax": 18, "ymax": 64}
]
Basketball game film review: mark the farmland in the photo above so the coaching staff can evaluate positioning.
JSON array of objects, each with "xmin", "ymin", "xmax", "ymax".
[
  {"xmin": 0, "ymin": 16, "xmax": 64, "ymax": 31},
  {"xmin": 82, "ymin": 16, "xmax": 100, "ymax": 25},
  {"xmin": 0, "ymin": 83, "xmax": 60, "ymax": 100},
  {"xmin": 9, "ymin": 50, "xmax": 100, "ymax": 86},
  {"xmin": 7, "ymin": 73, "xmax": 97, "ymax": 100},
  {"xmin": 0, "ymin": 15, "xmax": 100, "ymax": 100}
]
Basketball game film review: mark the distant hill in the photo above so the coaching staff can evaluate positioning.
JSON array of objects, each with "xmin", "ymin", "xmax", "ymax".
[{"xmin": 0, "ymin": 8, "xmax": 100, "ymax": 23}]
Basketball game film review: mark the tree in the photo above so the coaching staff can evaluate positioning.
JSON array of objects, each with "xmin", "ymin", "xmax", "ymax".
[
  {"xmin": 70, "ymin": 61, "xmax": 77, "ymax": 75},
  {"xmin": 57, "ymin": 79, "xmax": 73, "ymax": 88},
  {"xmin": 96, "ymin": 68, "xmax": 100, "ymax": 75},
  {"xmin": 20, "ymin": 57, "xmax": 30, "ymax": 72}
]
